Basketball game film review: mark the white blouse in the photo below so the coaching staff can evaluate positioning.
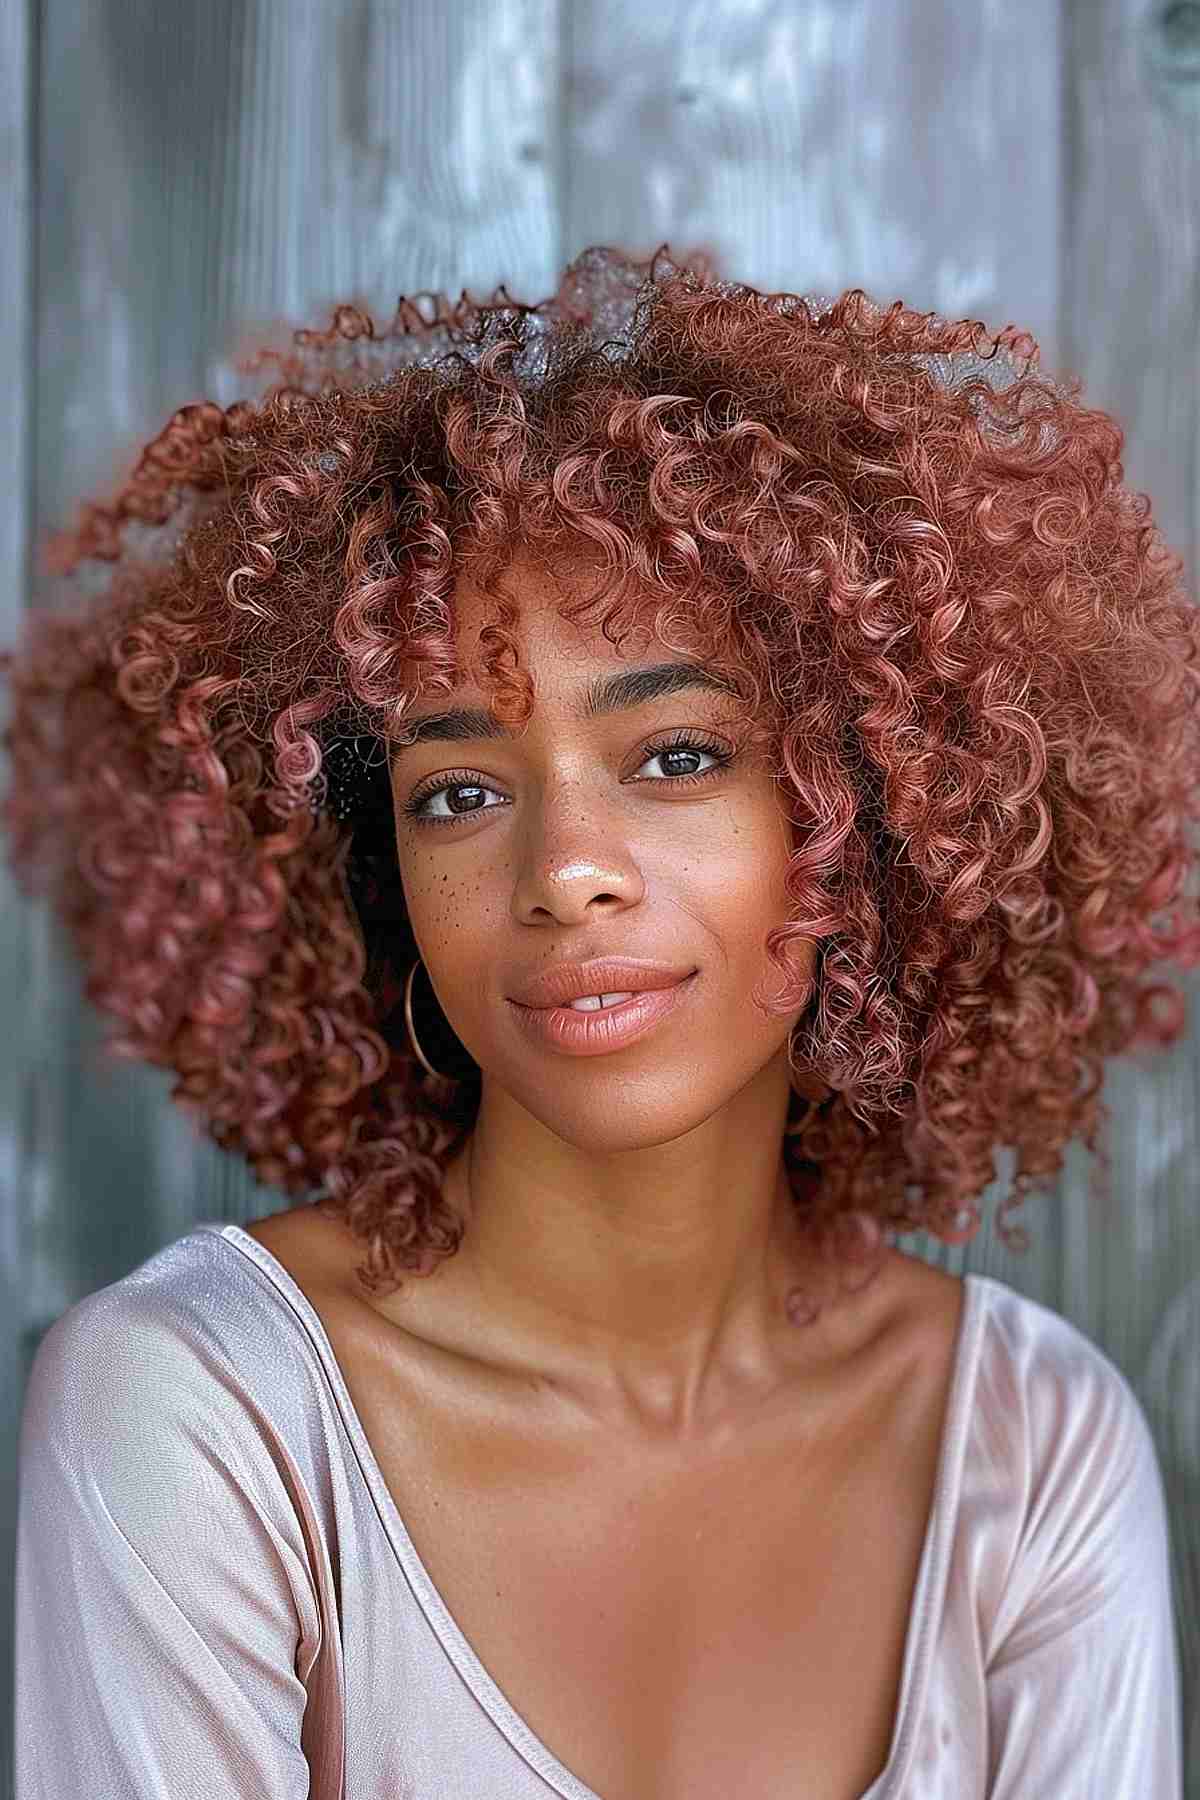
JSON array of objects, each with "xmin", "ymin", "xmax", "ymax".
[{"xmin": 14, "ymin": 1220, "xmax": 1184, "ymax": 1797}]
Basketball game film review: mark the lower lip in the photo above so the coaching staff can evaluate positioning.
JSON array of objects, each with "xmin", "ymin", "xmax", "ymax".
[{"xmin": 508, "ymin": 973, "xmax": 697, "ymax": 1058}]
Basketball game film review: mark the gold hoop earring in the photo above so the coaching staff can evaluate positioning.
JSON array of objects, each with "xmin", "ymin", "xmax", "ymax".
[{"xmin": 403, "ymin": 957, "xmax": 461, "ymax": 1083}]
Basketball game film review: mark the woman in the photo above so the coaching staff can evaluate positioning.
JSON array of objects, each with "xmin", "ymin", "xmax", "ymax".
[{"xmin": 8, "ymin": 245, "xmax": 1189, "ymax": 1797}]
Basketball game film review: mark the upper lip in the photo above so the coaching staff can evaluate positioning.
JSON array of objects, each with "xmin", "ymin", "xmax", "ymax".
[{"xmin": 508, "ymin": 958, "xmax": 696, "ymax": 1009}]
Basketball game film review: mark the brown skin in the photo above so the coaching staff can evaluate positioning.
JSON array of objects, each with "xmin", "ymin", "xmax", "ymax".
[{"xmin": 383, "ymin": 548, "xmax": 866, "ymax": 1444}]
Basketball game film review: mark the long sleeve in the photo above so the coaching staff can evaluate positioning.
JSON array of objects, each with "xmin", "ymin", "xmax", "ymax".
[
  {"xmin": 14, "ymin": 1282, "xmax": 319, "ymax": 1799},
  {"xmin": 982, "ymin": 1356, "xmax": 1183, "ymax": 1797}
]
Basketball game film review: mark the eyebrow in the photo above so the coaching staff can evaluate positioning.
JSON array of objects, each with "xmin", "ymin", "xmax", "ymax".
[{"xmin": 391, "ymin": 662, "xmax": 743, "ymax": 749}]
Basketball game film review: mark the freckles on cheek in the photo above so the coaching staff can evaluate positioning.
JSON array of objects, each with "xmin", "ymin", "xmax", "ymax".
[{"xmin": 424, "ymin": 873, "xmax": 497, "ymax": 960}]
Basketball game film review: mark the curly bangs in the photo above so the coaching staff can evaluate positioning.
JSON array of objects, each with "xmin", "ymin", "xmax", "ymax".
[{"xmin": 4, "ymin": 242, "xmax": 1199, "ymax": 1309}]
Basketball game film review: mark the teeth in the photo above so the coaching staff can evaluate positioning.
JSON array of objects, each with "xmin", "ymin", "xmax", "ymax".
[{"xmin": 567, "ymin": 991, "xmax": 636, "ymax": 1011}]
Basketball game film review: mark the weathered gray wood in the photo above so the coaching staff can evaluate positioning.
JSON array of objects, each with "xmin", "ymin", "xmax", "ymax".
[
  {"xmin": 1062, "ymin": 0, "xmax": 1200, "ymax": 1773},
  {"xmin": 564, "ymin": 0, "xmax": 1062, "ymax": 367},
  {"xmin": 1, "ymin": 0, "xmax": 33, "ymax": 1788}
]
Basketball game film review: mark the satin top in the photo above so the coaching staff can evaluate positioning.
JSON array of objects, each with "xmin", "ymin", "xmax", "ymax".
[{"xmin": 14, "ymin": 1220, "xmax": 1184, "ymax": 1797}]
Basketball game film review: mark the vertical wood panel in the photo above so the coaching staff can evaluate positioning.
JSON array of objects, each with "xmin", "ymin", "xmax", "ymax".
[
  {"xmin": 1063, "ymin": 0, "xmax": 1200, "ymax": 1773},
  {"xmin": 564, "ymin": 0, "xmax": 1061, "ymax": 363},
  {"xmin": 0, "ymin": 0, "xmax": 34, "ymax": 1790}
]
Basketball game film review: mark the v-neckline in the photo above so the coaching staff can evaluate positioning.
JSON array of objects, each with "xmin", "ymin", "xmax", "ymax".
[{"xmin": 197, "ymin": 1221, "xmax": 988, "ymax": 1800}]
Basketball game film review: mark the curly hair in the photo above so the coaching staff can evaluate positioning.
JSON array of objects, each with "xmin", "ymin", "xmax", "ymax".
[{"xmin": 4, "ymin": 242, "xmax": 1199, "ymax": 1318}]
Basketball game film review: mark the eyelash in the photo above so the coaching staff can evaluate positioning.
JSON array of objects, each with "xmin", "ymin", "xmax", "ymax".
[{"xmin": 400, "ymin": 730, "xmax": 736, "ymax": 829}]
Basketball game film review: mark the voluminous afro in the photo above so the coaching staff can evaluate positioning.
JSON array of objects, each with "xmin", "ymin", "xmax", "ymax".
[{"xmin": 4, "ymin": 242, "xmax": 1200, "ymax": 1313}]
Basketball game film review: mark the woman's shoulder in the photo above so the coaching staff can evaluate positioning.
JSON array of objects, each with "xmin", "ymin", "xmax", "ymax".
[
  {"xmin": 869, "ymin": 1250, "xmax": 1162, "ymax": 1521},
  {"xmin": 959, "ymin": 1264, "xmax": 1159, "ymax": 1474},
  {"xmin": 23, "ymin": 1215, "xmax": 346, "ymax": 1479}
]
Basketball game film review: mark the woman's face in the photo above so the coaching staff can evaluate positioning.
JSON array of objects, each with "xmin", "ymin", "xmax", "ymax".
[{"xmin": 388, "ymin": 548, "xmax": 817, "ymax": 1154}]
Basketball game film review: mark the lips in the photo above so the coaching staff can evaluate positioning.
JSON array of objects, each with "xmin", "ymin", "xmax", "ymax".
[
  {"xmin": 508, "ymin": 971, "xmax": 698, "ymax": 1057},
  {"xmin": 508, "ymin": 958, "xmax": 696, "ymax": 1010}
]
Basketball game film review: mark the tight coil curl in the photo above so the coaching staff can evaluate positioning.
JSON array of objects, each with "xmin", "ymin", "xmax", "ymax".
[{"xmin": 4, "ymin": 241, "xmax": 1200, "ymax": 1316}]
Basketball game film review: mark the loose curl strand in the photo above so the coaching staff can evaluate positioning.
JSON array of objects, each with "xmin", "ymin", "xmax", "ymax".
[{"xmin": 4, "ymin": 242, "xmax": 1200, "ymax": 1319}]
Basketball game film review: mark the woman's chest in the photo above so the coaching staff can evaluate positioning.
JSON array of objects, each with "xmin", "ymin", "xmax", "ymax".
[
  {"xmin": 310, "ymin": 1279, "xmax": 961, "ymax": 1800},
  {"xmin": 371, "ymin": 1417, "xmax": 938, "ymax": 1800}
]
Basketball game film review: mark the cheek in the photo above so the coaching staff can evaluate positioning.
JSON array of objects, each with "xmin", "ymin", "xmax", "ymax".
[
  {"xmin": 703, "ymin": 807, "xmax": 795, "ymax": 921},
  {"xmin": 690, "ymin": 810, "xmax": 804, "ymax": 998},
  {"xmin": 396, "ymin": 856, "xmax": 451, "ymax": 952},
  {"xmin": 687, "ymin": 858, "xmax": 791, "ymax": 985},
  {"xmin": 400, "ymin": 863, "xmax": 497, "ymax": 983}
]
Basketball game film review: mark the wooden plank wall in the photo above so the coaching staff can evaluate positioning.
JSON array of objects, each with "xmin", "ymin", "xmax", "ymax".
[
  {"xmin": 1, "ymin": 1, "xmax": 1196, "ymax": 1791},
  {"xmin": 0, "ymin": 3, "xmax": 32, "ymax": 1797}
]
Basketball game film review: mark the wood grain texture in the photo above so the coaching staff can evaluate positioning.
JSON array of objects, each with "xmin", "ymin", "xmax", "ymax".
[
  {"xmin": 1061, "ymin": 0, "xmax": 1200, "ymax": 1771},
  {"xmin": 563, "ymin": 0, "xmax": 1061, "ymax": 356},
  {"xmin": 4, "ymin": 0, "xmax": 1198, "ymax": 1790},
  {"xmin": 0, "ymin": 0, "xmax": 33, "ymax": 1792}
]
